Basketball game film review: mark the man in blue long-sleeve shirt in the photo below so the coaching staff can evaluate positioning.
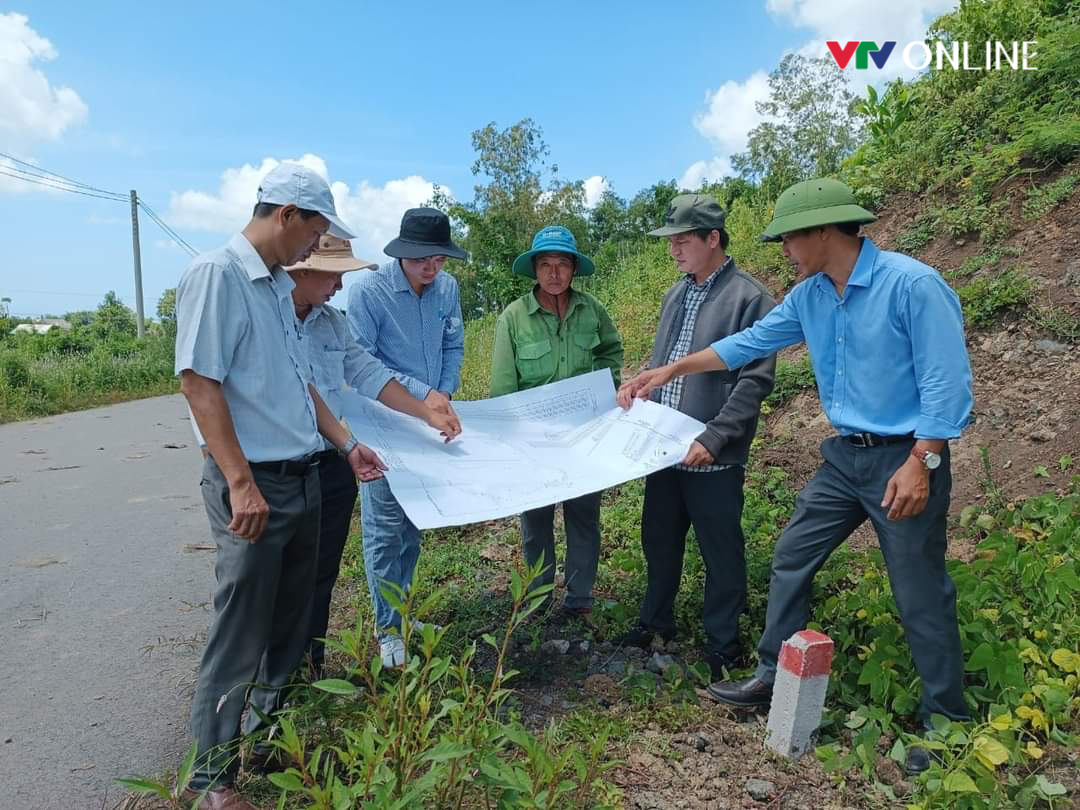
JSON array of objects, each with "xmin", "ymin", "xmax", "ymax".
[
  {"xmin": 347, "ymin": 207, "xmax": 466, "ymax": 669},
  {"xmin": 618, "ymin": 179, "xmax": 973, "ymax": 776}
]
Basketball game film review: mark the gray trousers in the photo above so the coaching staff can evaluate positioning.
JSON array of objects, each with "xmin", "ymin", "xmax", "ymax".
[
  {"xmin": 189, "ymin": 457, "xmax": 321, "ymax": 790},
  {"xmin": 520, "ymin": 491, "xmax": 602, "ymax": 610},
  {"xmin": 754, "ymin": 436, "xmax": 968, "ymax": 723}
]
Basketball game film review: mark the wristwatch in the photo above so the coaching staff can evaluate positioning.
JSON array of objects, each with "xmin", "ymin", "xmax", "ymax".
[
  {"xmin": 911, "ymin": 447, "xmax": 942, "ymax": 470},
  {"xmin": 339, "ymin": 434, "xmax": 359, "ymax": 457}
]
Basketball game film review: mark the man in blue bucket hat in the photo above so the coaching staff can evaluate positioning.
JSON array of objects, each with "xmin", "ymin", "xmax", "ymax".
[{"xmin": 490, "ymin": 225, "xmax": 624, "ymax": 617}]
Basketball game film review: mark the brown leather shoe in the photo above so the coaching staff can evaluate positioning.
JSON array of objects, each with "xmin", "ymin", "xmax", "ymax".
[{"xmin": 181, "ymin": 786, "xmax": 257, "ymax": 809}]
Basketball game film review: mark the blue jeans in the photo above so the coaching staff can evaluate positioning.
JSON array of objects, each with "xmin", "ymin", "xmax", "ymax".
[{"xmin": 360, "ymin": 477, "xmax": 421, "ymax": 642}]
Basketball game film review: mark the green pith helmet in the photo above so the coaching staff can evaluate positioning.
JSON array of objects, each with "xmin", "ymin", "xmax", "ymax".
[{"xmin": 760, "ymin": 178, "xmax": 877, "ymax": 242}]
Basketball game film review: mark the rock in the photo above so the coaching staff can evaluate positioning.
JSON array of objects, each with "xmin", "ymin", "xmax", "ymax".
[
  {"xmin": 1035, "ymin": 339, "xmax": 1069, "ymax": 355},
  {"xmin": 541, "ymin": 639, "xmax": 570, "ymax": 655},
  {"xmin": 745, "ymin": 778, "xmax": 776, "ymax": 801},
  {"xmin": 605, "ymin": 658, "xmax": 628, "ymax": 677},
  {"xmin": 694, "ymin": 735, "xmax": 708, "ymax": 752},
  {"xmin": 574, "ymin": 639, "xmax": 591, "ymax": 655},
  {"xmin": 646, "ymin": 652, "xmax": 678, "ymax": 675},
  {"xmin": 1028, "ymin": 427, "xmax": 1057, "ymax": 442},
  {"xmin": 540, "ymin": 694, "xmax": 553, "ymax": 707}
]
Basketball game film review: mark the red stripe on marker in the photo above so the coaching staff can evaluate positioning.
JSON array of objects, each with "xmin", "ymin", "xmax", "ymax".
[{"xmin": 777, "ymin": 630, "xmax": 834, "ymax": 678}]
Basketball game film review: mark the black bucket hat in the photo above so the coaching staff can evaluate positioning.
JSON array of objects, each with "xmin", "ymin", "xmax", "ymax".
[{"xmin": 383, "ymin": 207, "xmax": 468, "ymax": 260}]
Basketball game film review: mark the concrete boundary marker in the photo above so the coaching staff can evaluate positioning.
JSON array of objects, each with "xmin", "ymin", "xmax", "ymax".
[{"xmin": 765, "ymin": 630, "xmax": 834, "ymax": 759}]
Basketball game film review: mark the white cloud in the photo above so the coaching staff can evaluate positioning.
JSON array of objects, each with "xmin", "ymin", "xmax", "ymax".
[
  {"xmin": 692, "ymin": 71, "xmax": 772, "ymax": 158},
  {"xmin": 681, "ymin": 71, "xmax": 771, "ymax": 190},
  {"xmin": 679, "ymin": 158, "xmax": 733, "ymax": 191},
  {"xmin": 582, "ymin": 175, "xmax": 609, "ymax": 208},
  {"xmin": 167, "ymin": 154, "xmax": 446, "ymax": 263},
  {"xmin": 0, "ymin": 13, "xmax": 87, "ymax": 148},
  {"xmin": 766, "ymin": 0, "xmax": 957, "ymax": 82}
]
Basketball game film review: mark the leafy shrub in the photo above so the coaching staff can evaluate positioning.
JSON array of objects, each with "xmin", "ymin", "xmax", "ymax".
[
  {"xmin": 957, "ymin": 270, "xmax": 1034, "ymax": 327},
  {"xmin": 1022, "ymin": 172, "xmax": 1079, "ymax": 219}
]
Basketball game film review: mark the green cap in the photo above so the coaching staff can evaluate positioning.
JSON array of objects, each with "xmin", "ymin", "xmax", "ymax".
[
  {"xmin": 648, "ymin": 194, "xmax": 727, "ymax": 237},
  {"xmin": 760, "ymin": 178, "xmax": 876, "ymax": 242}
]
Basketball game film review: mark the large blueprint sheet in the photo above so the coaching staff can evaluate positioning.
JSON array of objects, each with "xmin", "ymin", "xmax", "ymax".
[{"xmin": 338, "ymin": 369, "xmax": 705, "ymax": 529}]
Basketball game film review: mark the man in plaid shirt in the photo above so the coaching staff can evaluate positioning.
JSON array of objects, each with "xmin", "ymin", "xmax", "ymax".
[{"xmin": 618, "ymin": 194, "xmax": 777, "ymax": 678}]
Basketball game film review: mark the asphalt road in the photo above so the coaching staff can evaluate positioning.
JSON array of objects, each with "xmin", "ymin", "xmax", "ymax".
[{"xmin": 0, "ymin": 395, "xmax": 214, "ymax": 809}]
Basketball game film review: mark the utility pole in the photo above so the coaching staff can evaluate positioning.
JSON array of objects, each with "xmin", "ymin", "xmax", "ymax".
[{"xmin": 130, "ymin": 190, "xmax": 145, "ymax": 338}]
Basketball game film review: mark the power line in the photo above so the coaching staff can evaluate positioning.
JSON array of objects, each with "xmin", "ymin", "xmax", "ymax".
[
  {"xmin": 137, "ymin": 198, "xmax": 199, "ymax": 257},
  {"xmin": 0, "ymin": 151, "xmax": 126, "ymax": 198},
  {"xmin": 0, "ymin": 167, "xmax": 128, "ymax": 202}
]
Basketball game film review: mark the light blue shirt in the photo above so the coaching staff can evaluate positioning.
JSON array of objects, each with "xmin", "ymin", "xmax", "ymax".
[
  {"xmin": 175, "ymin": 233, "xmax": 321, "ymax": 462},
  {"xmin": 711, "ymin": 238, "xmax": 973, "ymax": 439},
  {"xmin": 346, "ymin": 260, "xmax": 465, "ymax": 399},
  {"xmin": 298, "ymin": 304, "xmax": 394, "ymax": 450}
]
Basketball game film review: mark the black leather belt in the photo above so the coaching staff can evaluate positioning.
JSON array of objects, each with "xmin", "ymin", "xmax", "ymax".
[
  {"xmin": 844, "ymin": 432, "xmax": 915, "ymax": 448},
  {"xmin": 249, "ymin": 454, "xmax": 320, "ymax": 476},
  {"xmin": 314, "ymin": 449, "xmax": 340, "ymax": 464}
]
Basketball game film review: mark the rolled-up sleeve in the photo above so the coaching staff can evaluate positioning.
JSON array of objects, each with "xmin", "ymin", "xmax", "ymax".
[
  {"xmin": 174, "ymin": 263, "xmax": 244, "ymax": 382},
  {"xmin": 711, "ymin": 289, "xmax": 805, "ymax": 371},
  {"xmin": 342, "ymin": 335, "xmax": 393, "ymax": 401},
  {"xmin": 906, "ymin": 275, "xmax": 973, "ymax": 438}
]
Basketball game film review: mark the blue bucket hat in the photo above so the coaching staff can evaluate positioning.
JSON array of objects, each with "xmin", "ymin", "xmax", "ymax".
[{"xmin": 511, "ymin": 225, "xmax": 595, "ymax": 278}]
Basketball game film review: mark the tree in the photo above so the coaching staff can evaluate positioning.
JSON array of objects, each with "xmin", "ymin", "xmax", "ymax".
[
  {"xmin": 447, "ymin": 119, "xmax": 589, "ymax": 318},
  {"xmin": 90, "ymin": 291, "xmax": 137, "ymax": 340},
  {"xmin": 157, "ymin": 288, "xmax": 177, "ymax": 337},
  {"xmin": 732, "ymin": 54, "xmax": 862, "ymax": 199}
]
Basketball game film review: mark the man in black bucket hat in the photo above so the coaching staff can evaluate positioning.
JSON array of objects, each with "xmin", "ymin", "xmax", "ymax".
[{"xmin": 347, "ymin": 207, "xmax": 466, "ymax": 669}]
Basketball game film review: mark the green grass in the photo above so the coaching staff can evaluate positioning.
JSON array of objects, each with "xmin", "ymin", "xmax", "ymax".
[{"xmin": 0, "ymin": 333, "xmax": 177, "ymax": 423}]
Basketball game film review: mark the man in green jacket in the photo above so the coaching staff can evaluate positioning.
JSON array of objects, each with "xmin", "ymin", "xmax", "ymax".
[{"xmin": 491, "ymin": 225, "xmax": 623, "ymax": 616}]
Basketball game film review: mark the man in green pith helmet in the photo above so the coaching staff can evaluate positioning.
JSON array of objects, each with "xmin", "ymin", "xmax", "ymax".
[{"xmin": 618, "ymin": 178, "xmax": 974, "ymax": 777}]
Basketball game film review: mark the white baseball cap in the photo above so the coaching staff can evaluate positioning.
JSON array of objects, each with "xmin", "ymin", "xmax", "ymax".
[{"xmin": 256, "ymin": 162, "xmax": 355, "ymax": 240}]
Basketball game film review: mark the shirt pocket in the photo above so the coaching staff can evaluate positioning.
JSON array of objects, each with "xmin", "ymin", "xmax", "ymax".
[
  {"xmin": 572, "ymin": 330, "xmax": 602, "ymax": 372},
  {"xmin": 515, "ymin": 338, "xmax": 553, "ymax": 384},
  {"xmin": 313, "ymin": 348, "xmax": 346, "ymax": 392}
]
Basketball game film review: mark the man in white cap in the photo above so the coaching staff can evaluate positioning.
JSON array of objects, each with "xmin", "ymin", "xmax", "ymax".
[
  {"xmin": 175, "ymin": 162, "xmax": 387, "ymax": 809},
  {"xmin": 282, "ymin": 236, "xmax": 461, "ymax": 681}
]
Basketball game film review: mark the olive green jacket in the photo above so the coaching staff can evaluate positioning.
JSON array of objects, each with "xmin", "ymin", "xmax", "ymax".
[{"xmin": 490, "ymin": 288, "xmax": 623, "ymax": 397}]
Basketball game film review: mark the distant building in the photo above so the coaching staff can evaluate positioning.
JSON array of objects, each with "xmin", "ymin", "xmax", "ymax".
[{"xmin": 11, "ymin": 318, "xmax": 72, "ymax": 336}]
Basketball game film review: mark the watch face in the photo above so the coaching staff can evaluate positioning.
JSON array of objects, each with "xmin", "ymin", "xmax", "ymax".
[{"xmin": 925, "ymin": 452, "xmax": 942, "ymax": 470}]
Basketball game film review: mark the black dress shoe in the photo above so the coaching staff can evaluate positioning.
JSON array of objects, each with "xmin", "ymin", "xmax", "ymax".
[
  {"xmin": 617, "ymin": 623, "xmax": 673, "ymax": 649},
  {"xmin": 904, "ymin": 745, "xmax": 935, "ymax": 776},
  {"xmin": 704, "ymin": 651, "xmax": 741, "ymax": 680},
  {"xmin": 705, "ymin": 675, "xmax": 773, "ymax": 707}
]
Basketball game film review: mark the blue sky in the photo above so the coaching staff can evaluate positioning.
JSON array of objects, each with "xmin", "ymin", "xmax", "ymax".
[{"xmin": 1, "ymin": 1, "xmax": 953, "ymax": 317}]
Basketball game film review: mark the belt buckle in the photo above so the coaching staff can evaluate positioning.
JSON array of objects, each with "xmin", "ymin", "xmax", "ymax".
[{"xmin": 851, "ymin": 433, "xmax": 870, "ymax": 447}]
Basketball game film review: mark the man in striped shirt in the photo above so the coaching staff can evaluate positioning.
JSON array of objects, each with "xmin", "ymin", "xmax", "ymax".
[{"xmin": 618, "ymin": 194, "xmax": 776, "ymax": 679}]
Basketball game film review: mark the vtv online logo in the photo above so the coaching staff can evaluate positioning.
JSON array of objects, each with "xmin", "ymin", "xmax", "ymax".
[
  {"xmin": 827, "ymin": 41, "xmax": 895, "ymax": 69},
  {"xmin": 827, "ymin": 40, "xmax": 1038, "ymax": 71}
]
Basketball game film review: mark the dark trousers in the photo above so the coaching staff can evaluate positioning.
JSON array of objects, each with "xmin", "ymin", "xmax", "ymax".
[
  {"xmin": 754, "ymin": 436, "xmax": 967, "ymax": 723},
  {"xmin": 306, "ymin": 453, "xmax": 358, "ymax": 675},
  {"xmin": 189, "ymin": 457, "xmax": 320, "ymax": 790},
  {"xmin": 639, "ymin": 466, "xmax": 746, "ymax": 659},
  {"xmin": 521, "ymin": 491, "xmax": 602, "ymax": 610}
]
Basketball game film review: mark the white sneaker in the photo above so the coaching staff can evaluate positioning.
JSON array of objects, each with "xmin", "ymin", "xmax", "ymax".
[{"xmin": 379, "ymin": 636, "xmax": 406, "ymax": 669}]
